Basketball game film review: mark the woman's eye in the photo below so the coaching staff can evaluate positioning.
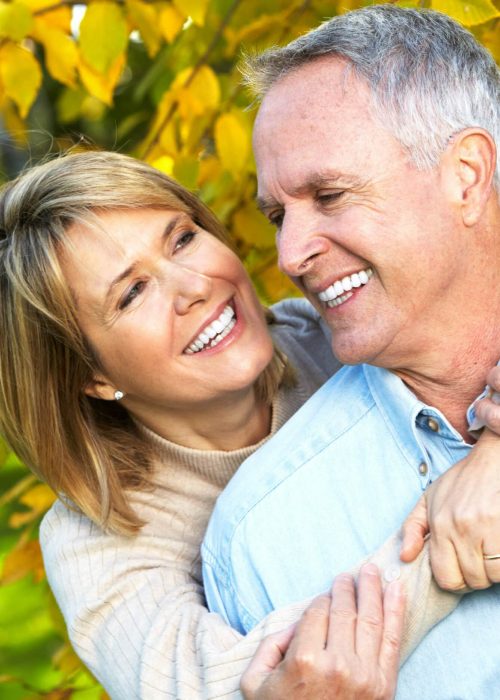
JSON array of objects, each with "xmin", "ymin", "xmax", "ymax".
[
  {"xmin": 119, "ymin": 281, "xmax": 145, "ymax": 310},
  {"xmin": 174, "ymin": 230, "xmax": 196, "ymax": 250}
]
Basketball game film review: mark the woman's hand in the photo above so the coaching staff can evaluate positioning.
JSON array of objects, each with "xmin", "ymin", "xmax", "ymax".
[
  {"xmin": 240, "ymin": 564, "xmax": 405, "ymax": 700},
  {"xmin": 400, "ymin": 364, "xmax": 500, "ymax": 590}
]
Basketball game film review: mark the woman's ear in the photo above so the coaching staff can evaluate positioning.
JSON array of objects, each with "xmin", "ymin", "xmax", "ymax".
[
  {"xmin": 449, "ymin": 128, "xmax": 497, "ymax": 226},
  {"xmin": 83, "ymin": 373, "xmax": 117, "ymax": 401}
]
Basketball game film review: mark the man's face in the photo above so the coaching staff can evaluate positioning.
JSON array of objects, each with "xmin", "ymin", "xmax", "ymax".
[{"xmin": 253, "ymin": 57, "xmax": 470, "ymax": 370}]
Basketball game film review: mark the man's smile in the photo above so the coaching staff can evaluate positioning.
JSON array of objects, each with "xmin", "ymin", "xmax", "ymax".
[{"xmin": 316, "ymin": 267, "xmax": 373, "ymax": 308}]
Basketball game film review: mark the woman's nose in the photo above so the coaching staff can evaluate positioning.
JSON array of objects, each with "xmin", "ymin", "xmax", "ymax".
[{"xmin": 169, "ymin": 264, "xmax": 213, "ymax": 315}]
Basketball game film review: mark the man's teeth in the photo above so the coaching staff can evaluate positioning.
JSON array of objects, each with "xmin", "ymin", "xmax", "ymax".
[
  {"xmin": 184, "ymin": 305, "xmax": 236, "ymax": 354},
  {"xmin": 318, "ymin": 268, "xmax": 373, "ymax": 308}
]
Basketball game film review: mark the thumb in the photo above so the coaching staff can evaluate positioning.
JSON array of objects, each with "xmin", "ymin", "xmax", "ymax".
[
  {"xmin": 400, "ymin": 496, "xmax": 429, "ymax": 562},
  {"xmin": 240, "ymin": 626, "xmax": 295, "ymax": 697}
]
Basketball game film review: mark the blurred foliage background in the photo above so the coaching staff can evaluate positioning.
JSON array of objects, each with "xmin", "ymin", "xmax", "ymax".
[{"xmin": 0, "ymin": 0, "xmax": 498, "ymax": 697}]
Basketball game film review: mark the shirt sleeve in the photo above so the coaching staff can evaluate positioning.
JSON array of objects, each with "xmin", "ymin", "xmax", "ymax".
[{"xmin": 41, "ymin": 501, "xmax": 460, "ymax": 700}]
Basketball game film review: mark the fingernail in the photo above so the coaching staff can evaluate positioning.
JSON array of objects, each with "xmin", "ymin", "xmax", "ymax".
[{"xmin": 385, "ymin": 580, "xmax": 405, "ymax": 599}]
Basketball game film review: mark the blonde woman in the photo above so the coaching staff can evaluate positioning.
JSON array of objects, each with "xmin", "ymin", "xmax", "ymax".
[{"xmin": 0, "ymin": 151, "xmax": 497, "ymax": 700}]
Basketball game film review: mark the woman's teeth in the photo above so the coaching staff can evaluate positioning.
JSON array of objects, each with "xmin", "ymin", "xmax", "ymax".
[
  {"xmin": 184, "ymin": 305, "xmax": 236, "ymax": 354},
  {"xmin": 318, "ymin": 268, "xmax": 373, "ymax": 308}
]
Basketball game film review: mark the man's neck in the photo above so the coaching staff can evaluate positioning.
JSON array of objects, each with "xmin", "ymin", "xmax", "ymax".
[{"xmin": 393, "ymin": 336, "xmax": 500, "ymax": 441}]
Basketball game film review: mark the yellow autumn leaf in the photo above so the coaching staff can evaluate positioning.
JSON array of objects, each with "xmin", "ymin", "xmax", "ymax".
[
  {"xmin": 20, "ymin": 482, "xmax": 56, "ymax": 511},
  {"xmin": 215, "ymin": 112, "xmax": 250, "ymax": 175},
  {"xmin": 0, "ymin": 1, "xmax": 33, "ymax": 41},
  {"xmin": 0, "ymin": 43, "xmax": 42, "ymax": 117},
  {"xmin": 173, "ymin": 65, "xmax": 220, "ymax": 118},
  {"xmin": 159, "ymin": 2, "xmax": 185, "ymax": 43},
  {"xmin": 173, "ymin": 0, "xmax": 208, "ymax": 27},
  {"xmin": 1, "ymin": 539, "xmax": 45, "ymax": 584},
  {"xmin": 431, "ymin": 0, "xmax": 499, "ymax": 26},
  {"xmin": 80, "ymin": 1, "xmax": 128, "ymax": 73},
  {"xmin": 34, "ymin": 5, "xmax": 71, "ymax": 32},
  {"xmin": 259, "ymin": 261, "xmax": 301, "ymax": 302},
  {"xmin": 79, "ymin": 53, "xmax": 125, "ymax": 106},
  {"xmin": 152, "ymin": 154, "xmax": 175, "ymax": 175},
  {"xmin": 232, "ymin": 202, "xmax": 275, "ymax": 248},
  {"xmin": 126, "ymin": 0, "xmax": 162, "ymax": 57},
  {"xmin": 32, "ymin": 19, "xmax": 78, "ymax": 87}
]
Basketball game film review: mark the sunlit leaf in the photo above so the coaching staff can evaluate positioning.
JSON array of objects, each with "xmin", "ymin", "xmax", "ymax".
[
  {"xmin": 173, "ymin": 0, "xmax": 208, "ymax": 26},
  {"xmin": 431, "ymin": 0, "xmax": 500, "ymax": 26},
  {"xmin": 78, "ymin": 53, "xmax": 126, "ymax": 105},
  {"xmin": 32, "ymin": 19, "xmax": 78, "ymax": 87},
  {"xmin": 215, "ymin": 112, "xmax": 250, "ymax": 175},
  {"xmin": 152, "ymin": 154, "xmax": 175, "ymax": 175},
  {"xmin": 126, "ymin": 0, "xmax": 162, "ymax": 57},
  {"xmin": 31, "ymin": 3, "xmax": 71, "ymax": 32},
  {"xmin": 232, "ymin": 202, "xmax": 275, "ymax": 247},
  {"xmin": 0, "ymin": 43, "xmax": 42, "ymax": 117},
  {"xmin": 173, "ymin": 65, "xmax": 220, "ymax": 118},
  {"xmin": 0, "ymin": 1, "xmax": 33, "ymax": 41},
  {"xmin": 20, "ymin": 483, "xmax": 56, "ymax": 511},
  {"xmin": 1, "ymin": 539, "xmax": 45, "ymax": 584},
  {"xmin": 159, "ymin": 2, "xmax": 185, "ymax": 42},
  {"xmin": 79, "ymin": 1, "xmax": 128, "ymax": 73}
]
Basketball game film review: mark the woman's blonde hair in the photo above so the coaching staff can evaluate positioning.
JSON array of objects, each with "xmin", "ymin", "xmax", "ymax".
[{"xmin": 0, "ymin": 150, "xmax": 289, "ymax": 535}]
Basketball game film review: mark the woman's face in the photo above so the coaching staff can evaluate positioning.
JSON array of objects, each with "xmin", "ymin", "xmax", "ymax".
[{"xmin": 61, "ymin": 207, "xmax": 274, "ymax": 418}]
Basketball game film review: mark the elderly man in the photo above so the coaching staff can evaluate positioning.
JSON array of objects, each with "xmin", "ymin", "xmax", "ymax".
[{"xmin": 203, "ymin": 5, "xmax": 500, "ymax": 698}]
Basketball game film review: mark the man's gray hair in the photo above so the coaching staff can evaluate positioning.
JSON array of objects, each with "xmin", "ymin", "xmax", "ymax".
[{"xmin": 244, "ymin": 4, "xmax": 500, "ymax": 189}]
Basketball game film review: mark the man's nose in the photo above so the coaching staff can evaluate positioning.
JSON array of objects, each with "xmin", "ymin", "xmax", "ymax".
[
  {"xmin": 277, "ymin": 213, "xmax": 328, "ymax": 279},
  {"xmin": 166, "ymin": 263, "xmax": 212, "ymax": 315}
]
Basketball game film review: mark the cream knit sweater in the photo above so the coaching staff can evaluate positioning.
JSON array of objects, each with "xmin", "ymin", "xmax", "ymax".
[{"xmin": 40, "ymin": 299, "xmax": 460, "ymax": 699}]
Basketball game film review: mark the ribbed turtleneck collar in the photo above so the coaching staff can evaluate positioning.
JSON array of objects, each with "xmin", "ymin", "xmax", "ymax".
[{"xmin": 137, "ymin": 380, "xmax": 309, "ymax": 489}]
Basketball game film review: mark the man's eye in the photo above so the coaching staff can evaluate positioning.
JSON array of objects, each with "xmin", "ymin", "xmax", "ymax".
[
  {"xmin": 174, "ymin": 231, "xmax": 196, "ymax": 250},
  {"xmin": 268, "ymin": 211, "xmax": 284, "ymax": 228},
  {"xmin": 317, "ymin": 191, "xmax": 344, "ymax": 204},
  {"xmin": 119, "ymin": 281, "xmax": 145, "ymax": 310}
]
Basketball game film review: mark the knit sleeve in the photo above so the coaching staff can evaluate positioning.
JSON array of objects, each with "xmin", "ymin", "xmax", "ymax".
[{"xmin": 40, "ymin": 500, "xmax": 460, "ymax": 700}]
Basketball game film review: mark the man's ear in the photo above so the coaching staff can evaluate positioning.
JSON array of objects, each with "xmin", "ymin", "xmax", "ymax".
[
  {"xmin": 447, "ymin": 128, "xmax": 497, "ymax": 227},
  {"xmin": 83, "ymin": 373, "xmax": 116, "ymax": 401}
]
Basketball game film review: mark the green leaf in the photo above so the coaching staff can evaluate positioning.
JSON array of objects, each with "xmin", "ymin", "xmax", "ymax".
[{"xmin": 79, "ymin": 1, "xmax": 128, "ymax": 73}]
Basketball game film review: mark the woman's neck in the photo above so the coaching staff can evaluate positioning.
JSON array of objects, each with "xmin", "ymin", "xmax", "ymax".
[{"xmin": 131, "ymin": 388, "xmax": 272, "ymax": 451}]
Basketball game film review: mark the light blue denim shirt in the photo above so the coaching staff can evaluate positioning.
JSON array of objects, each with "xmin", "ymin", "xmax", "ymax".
[{"xmin": 202, "ymin": 364, "xmax": 500, "ymax": 699}]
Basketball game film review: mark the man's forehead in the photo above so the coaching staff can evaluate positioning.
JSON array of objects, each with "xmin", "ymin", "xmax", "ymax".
[{"xmin": 255, "ymin": 57, "xmax": 366, "ymax": 125}]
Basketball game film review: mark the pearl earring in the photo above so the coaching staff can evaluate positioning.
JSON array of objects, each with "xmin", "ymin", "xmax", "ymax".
[{"xmin": 114, "ymin": 390, "xmax": 124, "ymax": 401}]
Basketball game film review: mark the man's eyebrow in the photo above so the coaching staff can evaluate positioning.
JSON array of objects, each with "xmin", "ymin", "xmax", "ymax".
[
  {"xmin": 256, "ymin": 173, "xmax": 363, "ymax": 212},
  {"xmin": 104, "ymin": 214, "xmax": 181, "ymax": 304}
]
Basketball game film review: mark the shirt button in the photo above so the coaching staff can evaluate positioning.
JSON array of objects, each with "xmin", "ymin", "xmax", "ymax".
[
  {"xmin": 384, "ymin": 565, "xmax": 401, "ymax": 583},
  {"xmin": 427, "ymin": 417, "xmax": 439, "ymax": 432},
  {"xmin": 419, "ymin": 461, "xmax": 428, "ymax": 476}
]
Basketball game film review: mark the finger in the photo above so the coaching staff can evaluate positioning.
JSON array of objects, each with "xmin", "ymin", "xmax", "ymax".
[
  {"xmin": 354, "ymin": 563, "xmax": 384, "ymax": 661},
  {"xmin": 241, "ymin": 626, "xmax": 295, "ymax": 697},
  {"xmin": 287, "ymin": 593, "xmax": 331, "ymax": 659},
  {"xmin": 326, "ymin": 573, "xmax": 357, "ymax": 653},
  {"xmin": 378, "ymin": 580, "xmax": 406, "ymax": 694},
  {"xmin": 474, "ymin": 397, "xmax": 500, "ymax": 436},
  {"xmin": 483, "ymin": 557, "xmax": 500, "ymax": 584},
  {"xmin": 400, "ymin": 496, "xmax": 429, "ymax": 562},
  {"xmin": 454, "ymin": 541, "xmax": 490, "ymax": 590},
  {"xmin": 429, "ymin": 535, "xmax": 466, "ymax": 591},
  {"xmin": 486, "ymin": 366, "xmax": 500, "ymax": 391}
]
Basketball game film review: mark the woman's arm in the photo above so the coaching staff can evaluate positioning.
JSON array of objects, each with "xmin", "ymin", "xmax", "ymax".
[
  {"xmin": 41, "ymin": 499, "xmax": 458, "ymax": 700},
  {"xmin": 241, "ymin": 566, "xmax": 406, "ymax": 700}
]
